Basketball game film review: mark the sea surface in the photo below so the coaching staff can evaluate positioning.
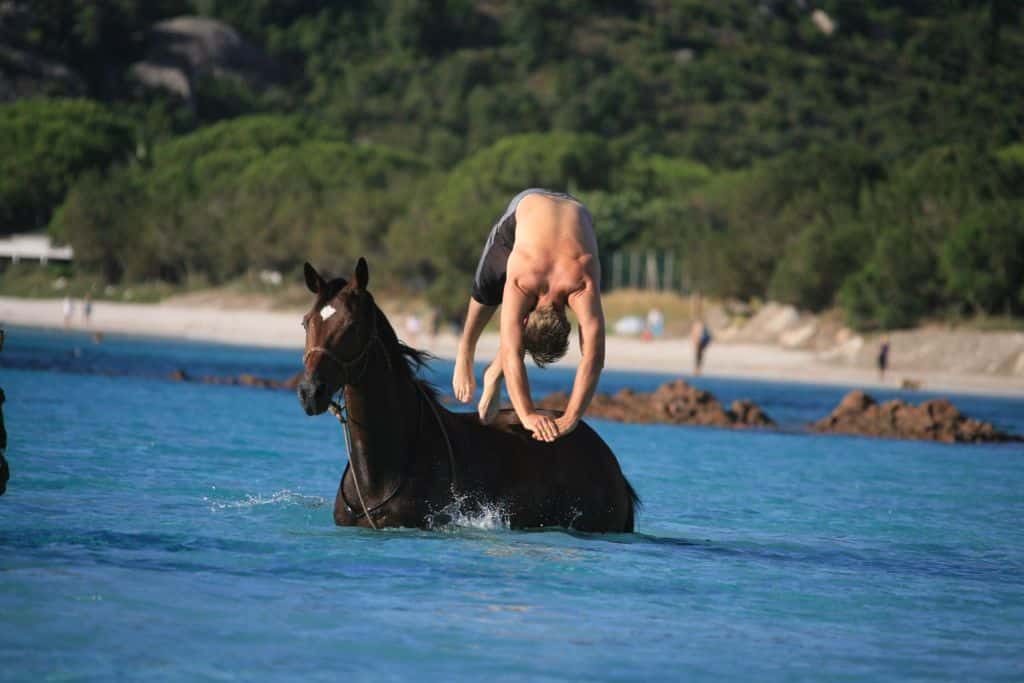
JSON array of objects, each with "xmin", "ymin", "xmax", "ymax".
[{"xmin": 2, "ymin": 327, "xmax": 1023, "ymax": 681}]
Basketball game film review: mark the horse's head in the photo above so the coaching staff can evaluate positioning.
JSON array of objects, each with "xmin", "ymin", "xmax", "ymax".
[{"xmin": 297, "ymin": 257, "xmax": 377, "ymax": 416}]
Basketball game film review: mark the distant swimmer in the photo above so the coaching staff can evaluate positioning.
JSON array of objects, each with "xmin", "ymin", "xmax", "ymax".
[{"xmin": 453, "ymin": 189, "xmax": 605, "ymax": 443}]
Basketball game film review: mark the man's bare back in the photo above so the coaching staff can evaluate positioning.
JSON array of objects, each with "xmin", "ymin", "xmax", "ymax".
[
  {"xmin": 506, "ymin": 193, "xmax": 599, "ymax": 306},
  {"xmin": 454, "ymin": 189, "xmax": 606, "ymax": 443}
]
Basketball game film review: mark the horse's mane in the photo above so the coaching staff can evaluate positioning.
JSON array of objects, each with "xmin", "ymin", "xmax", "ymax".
[{"xmin": 370, "ymin": 297, "xmax": 440, "ymax": 403}]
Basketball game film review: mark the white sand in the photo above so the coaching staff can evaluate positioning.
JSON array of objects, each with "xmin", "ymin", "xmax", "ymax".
[{"xmin": 3, "ymin": 296, "xmax": 1022, "ymax": 398}]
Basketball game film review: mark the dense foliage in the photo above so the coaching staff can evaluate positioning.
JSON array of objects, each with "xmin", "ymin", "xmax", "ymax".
[
  {"xmin": 0, "ymin": 99, "xmax": 135, "ymax": 231},
  {"xmin": 51, "ymin": 115, "xmax": 424, "ymax": 285},
  {"xmin": 3, "ymin": 1, "xmax": 1023, "ymax": 328}
]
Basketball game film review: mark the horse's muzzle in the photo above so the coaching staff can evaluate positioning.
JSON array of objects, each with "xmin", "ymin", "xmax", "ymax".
[{"xmin": 297, "ymin": 376, "xmax": 332, "ymax": 416}]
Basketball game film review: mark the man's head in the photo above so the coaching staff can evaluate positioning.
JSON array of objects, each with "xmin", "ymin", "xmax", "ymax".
[{"xmin": 523, "ymin": 304, "xmax": 571, "ymax": 368}]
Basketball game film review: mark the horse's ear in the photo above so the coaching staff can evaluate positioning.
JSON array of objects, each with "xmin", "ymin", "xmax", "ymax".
[
  {"xmin": 303, "ymin": 262, "xmax": 324, "ymax": 294},
  {"xmin": 354, "ymin": 257, "xmax": 369, "ymax": 290}
]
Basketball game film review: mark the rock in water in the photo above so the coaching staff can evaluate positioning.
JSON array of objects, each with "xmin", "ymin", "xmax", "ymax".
[
  {"xmin": 730, "ymin": 399, "xmax": 773, "ymax": 427},
  {"xmin": 537, "ymin": 380, "xmax": 774, "ymax": 428},
  {"xmin": 811, "ymin": 390, "xmax": 1019, "ymax": 443},
  {"xmin": 168, "ymin": 369, "xmax": 189, "ymax": 382}
]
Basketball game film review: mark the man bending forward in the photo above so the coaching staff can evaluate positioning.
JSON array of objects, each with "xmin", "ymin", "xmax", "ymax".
[{"xmin": 453, "ymin": 189, "xmax": 605, "ymax": 443}]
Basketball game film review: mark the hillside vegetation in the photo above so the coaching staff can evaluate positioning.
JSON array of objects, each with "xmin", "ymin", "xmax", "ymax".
[{"xmin": 2, "ymin": 1, "xmax": 1023, "ymax": 328}]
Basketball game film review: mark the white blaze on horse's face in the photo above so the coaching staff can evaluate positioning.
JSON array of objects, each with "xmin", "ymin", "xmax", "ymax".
[{"xmin": 320, "ymin": 304, "xmax": 337, "ymax": 321}]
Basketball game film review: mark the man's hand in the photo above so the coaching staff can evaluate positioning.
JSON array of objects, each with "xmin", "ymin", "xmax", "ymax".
[
  {"xmin": 453, "ymin": 353, "xmax": 476, "ymax": 403},
  {"xmin": 521, "ymin": 412, "xmax": 560, "ymax": 442},
  {"xmin": 554, "ymin": 414, "xmax": 579, "ymax": 438}
]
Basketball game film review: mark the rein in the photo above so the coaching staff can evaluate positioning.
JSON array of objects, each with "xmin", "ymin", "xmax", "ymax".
[
  {"xmin": 328, "ymin": 397, "xmax": 412, "ymax": 530},
  {"xmin": 314, "ymin": 324, "xmax": 457, "ymax": 529}
]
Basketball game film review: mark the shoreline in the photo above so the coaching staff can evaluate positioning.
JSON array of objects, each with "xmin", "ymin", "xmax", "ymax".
[{"xmin": 3, "ymin": 296, "xmax": 1022, "ymax": 399}]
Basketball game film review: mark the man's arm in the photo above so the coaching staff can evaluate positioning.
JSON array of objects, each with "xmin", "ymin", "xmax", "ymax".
[
  {"xmin": 453, "ymin": 297, "xmax": 497, "ymax": 403},
  {"xmin": 558, "ymin": 281, "xmax": 605, "ymax": 436},
  {"xmin": 500, "ymin": 284, "xmax": 560, "ymax": 442}
]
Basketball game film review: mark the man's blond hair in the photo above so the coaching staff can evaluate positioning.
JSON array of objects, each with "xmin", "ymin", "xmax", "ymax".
[{"xmin": 523, "ymin": 304, "xmax": 571, "ymax": 368}]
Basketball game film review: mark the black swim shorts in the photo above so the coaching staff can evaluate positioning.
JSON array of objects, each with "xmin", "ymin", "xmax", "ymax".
[{"xmin": 471, "ymin": 188, "xmax": 577, "ymax": 306}]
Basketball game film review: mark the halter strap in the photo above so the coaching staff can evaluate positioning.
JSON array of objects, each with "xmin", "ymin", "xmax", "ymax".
[
  {"xmin": 310, "ymin": 307, "xmax": 455, "ymax": 528},
  {"xmin": 331, "ymin": 380, "xmax": 457, "ymax": 528},
  {"xmin": 333, "ymin": 397, "xmax": 420, "ymax": 524},
  {"xmin": 303, "ymin": 310, "xmax": 380, "ymax": 386}
]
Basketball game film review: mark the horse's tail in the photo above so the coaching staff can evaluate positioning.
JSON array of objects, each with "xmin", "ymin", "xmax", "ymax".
[{"xmin": 623, "ymin": 474, "xmax": 641, "ymax": 531}]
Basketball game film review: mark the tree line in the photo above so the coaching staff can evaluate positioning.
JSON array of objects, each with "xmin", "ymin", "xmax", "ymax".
[{"xmin": 2, "ymin": 1, "xmax": 1022, "ymax": 328}]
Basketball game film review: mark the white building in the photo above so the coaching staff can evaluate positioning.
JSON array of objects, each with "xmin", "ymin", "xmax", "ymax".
[{"xmin": 0, "ymin": 234, "xmax": 73, "ymax": 264}]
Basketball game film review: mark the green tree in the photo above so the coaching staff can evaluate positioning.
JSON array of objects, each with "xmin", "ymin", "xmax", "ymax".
[
  {"xmin": 51, "ymin": 169, "xmax": 143, "ymax": 283},
  {"xmin": 0, "ymin": 99, "xmax": 135, "ymax": 231},
  {"xmin": 769, "ymin": 218, "xmax": 872, "ymax": 312},
  {"xmin": 839, "ymin": 223, "xmax": 938, "ymax": 330},
  {"xmin": 941, "ymin": 202, "xmax": 1024, "ymax": 315}
]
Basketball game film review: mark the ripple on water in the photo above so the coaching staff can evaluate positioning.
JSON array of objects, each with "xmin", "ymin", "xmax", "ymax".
[{"xmin": 203, "ymin": 489, "xmax": 328, "ymax": 512}]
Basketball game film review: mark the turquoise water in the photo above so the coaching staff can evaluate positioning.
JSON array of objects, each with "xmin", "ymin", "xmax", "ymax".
[{"xmin": 2, "ymin": 328, "xmax": 1023, "ymax": 681}]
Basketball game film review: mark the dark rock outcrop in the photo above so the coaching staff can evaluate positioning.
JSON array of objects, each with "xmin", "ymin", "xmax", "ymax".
[
  {"xmin": 811, "ymin": 390, "xmax": 1019, "ymax": 443},
  {"xmin": 0, "ymin": 43, "xmax": 87, "ymax": 101},
  {"xmin": 167, "ymin": 369, "xmax": 302, "ymax": 390},
  {"xmin": 537, "ymin": 379, "xmax": 774, "ymax": 428},
  {"xmin": 131, "ymin": 16, "xmax": 279, "ymax": 102}
]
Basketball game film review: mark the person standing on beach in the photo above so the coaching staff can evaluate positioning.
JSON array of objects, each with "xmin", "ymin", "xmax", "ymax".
[
  {"xmin": 878, "ymin": 337, "xmax": 890, "ymax": 381},
  {"xmin": 692, "ymin": 320, "xmax": 712, "ymax": 375},
  {"xmin": 646, "ymin": 307, "xmax": 665, "ymax": 339},
  {"xmin": 82, "ymin": 294, "xmax": 93, "ymax": 326},
  {"xmin": 62, "ymin": 296, "xmax": 74, "ymax": 328},
  {"xmin": 452, "ymin": 188, "xmax": 605, "ymax": 443}
]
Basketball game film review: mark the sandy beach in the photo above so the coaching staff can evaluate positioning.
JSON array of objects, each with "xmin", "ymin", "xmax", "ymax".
[{"xmin": 3, "ymin": 295, "xmax": 1022, "ymax": 398}]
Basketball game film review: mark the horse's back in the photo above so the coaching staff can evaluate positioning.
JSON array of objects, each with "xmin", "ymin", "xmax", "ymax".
[
  {"xmin": 483, "ymin": 407, "xmax": 564, "ymax": 437},
  {"xmin": 448, "ymin": 409, "xmax": 637, "ymax": 532}
]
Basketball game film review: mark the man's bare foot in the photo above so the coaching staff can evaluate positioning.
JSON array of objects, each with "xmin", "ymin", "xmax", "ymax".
[{"xmin": 477, "ymin": 363, "xmax": 503, "ymax": 425}]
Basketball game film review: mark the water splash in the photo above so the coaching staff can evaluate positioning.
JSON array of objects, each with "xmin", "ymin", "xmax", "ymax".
[
  {"xmin": 427, "ymin": 493, "xmax": 511, "ymax": 531},
  {"xmin": 205, "ymin": 489, "xmax": 327, "ymax": 511}
]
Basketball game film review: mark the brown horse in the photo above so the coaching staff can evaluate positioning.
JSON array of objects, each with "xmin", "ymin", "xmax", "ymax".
[{"xmin": 296, "ymin": 258, "xmax": 639, "ymax": 532}]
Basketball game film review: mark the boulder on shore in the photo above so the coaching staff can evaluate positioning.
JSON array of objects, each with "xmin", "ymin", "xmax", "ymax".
[
  {"xmin": 811, "ymin": 390, "xmax": 1019, "ymax": 443},
  {"xmin": 131, "ymin": 16, "xmax": 279, "ymax": 102},
  {"xmin": 537, "ymin": 379, "xmax": 774, "ymax": 428}
]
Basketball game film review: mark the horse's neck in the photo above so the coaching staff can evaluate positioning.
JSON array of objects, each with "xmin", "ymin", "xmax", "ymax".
[{"xmin": 342, "ymin": 352, "xmax": 419, "ymax": 496}]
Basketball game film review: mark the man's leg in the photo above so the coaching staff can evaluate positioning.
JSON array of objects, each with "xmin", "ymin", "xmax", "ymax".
[
  {"xmin": 478, "ymin": 349, "xmax": 504, "ymax": 425},
  {"xmin": 453, "ymin": 298, "xmax": 497, "ymax": 403}
]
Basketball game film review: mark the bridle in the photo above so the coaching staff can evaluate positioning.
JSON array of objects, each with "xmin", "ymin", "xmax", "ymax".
[
  {"xmin": 328, "ymin": 374, "xmax": 457, "ymax": 531},
  {"xmin": 305, "ymin": 306, "xmax": 456, "ymax": 530},
  {"xmin": 303, "ymin": 306, "xmax": 381, "ymax": 387}
]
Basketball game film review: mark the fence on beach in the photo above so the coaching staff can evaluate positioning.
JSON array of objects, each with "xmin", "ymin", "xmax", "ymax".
[{"xmin": 603, "ymin": 250, "xmax": 686, "ymax": 293}]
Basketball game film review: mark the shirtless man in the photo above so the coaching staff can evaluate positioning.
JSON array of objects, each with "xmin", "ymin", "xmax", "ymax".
[{"xmin": 452, "ymin": 189, "xmax": 605, "ymax": 443}]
